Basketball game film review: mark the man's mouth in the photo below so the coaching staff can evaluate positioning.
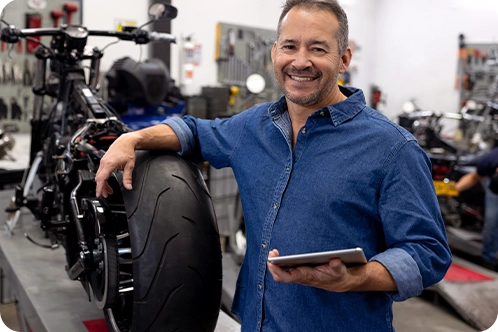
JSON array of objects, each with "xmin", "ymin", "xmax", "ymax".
[{"xmin": 290, "ymin": 76, "xmax": 316, "ymax": 82}]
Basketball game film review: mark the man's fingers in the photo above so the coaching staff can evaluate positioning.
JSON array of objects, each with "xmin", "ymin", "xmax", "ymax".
[
  {"xmin": 105, "ymin": 183, "xmax": 114, "ymax": 196},
  {"xmin": 95, "ymin": 162, "xmax": 117, "ymax": 197},
  {"xmin": 268, "ymin": 249, "xmax": 279, "ymax": 258},
  {"xmin": 96, "ymin": 181, "xmax": 113, "ymax": 198},
  {"xmin": 122, "ymin": 162, "xmax": 135, "ymax": 190}
]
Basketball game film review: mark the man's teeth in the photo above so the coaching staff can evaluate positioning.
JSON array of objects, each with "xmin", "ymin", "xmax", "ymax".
[{"xmin": 291, "ymin": 76, "xmax": 314, "ymax": 82}]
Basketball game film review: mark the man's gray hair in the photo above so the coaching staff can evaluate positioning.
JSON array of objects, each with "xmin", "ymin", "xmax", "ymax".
[{"xmin": 277, "ymin": 0, "xmax": 349, "ymax": 56}]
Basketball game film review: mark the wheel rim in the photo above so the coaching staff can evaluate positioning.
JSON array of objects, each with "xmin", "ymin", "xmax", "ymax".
[
  {"xmin": 91, "ymin": 237, "xmax": 119, "ymax": 310},
  {"xmin": 105, "ymin": 233, "xmax": 134, "ymax": 332}
]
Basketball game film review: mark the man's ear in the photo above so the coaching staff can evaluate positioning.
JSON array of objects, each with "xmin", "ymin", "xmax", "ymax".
[
  {"xmin": 271, "ymin": 41, "xmax": 277, "ymax": 64},
  {"xmin": 339, "ymin": 47, "xmax": 353, "ymax": 74}
]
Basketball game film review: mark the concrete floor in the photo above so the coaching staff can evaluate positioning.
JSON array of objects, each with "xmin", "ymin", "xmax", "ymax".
[{"xmin": 392, "ymin": 293, "xmax": 478, "ymax": 332}]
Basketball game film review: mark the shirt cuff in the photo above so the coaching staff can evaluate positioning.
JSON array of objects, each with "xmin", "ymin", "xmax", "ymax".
[
  {"xmin": 370, "ymin": 247, "xmax": 423, "ymax": 301},
  {"xmin": 162, "ymin": 116, "xmax": 195, "ymax": 155}
]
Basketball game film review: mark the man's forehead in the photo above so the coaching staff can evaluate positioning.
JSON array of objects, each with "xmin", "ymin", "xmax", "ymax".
[{"xmin": 280, "ymin": 7, "xmax": 339, "ymax": 33}]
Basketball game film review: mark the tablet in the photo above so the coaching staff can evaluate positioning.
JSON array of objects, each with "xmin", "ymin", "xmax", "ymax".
[{"xmin": 267, "ymin": 247, "xmax": 367, "ymax": 267}]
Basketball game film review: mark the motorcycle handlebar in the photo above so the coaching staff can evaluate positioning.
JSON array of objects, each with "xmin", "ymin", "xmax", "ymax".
[
  {"xmin": 148, "ymin": 31, "xmax": 176, "ymax": 43},
  {"xmin": 0, "ymin": 26, "xmax": 176, "ymax": 45}
]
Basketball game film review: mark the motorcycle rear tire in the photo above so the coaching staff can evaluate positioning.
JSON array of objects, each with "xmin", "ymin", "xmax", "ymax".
[{"xmin": 117, "ymin": 150, "xmax": 222, "ymax": 332}]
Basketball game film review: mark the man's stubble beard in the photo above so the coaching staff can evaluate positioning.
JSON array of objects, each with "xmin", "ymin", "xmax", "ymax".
[{"xmin": 274, "ymin": 67, "xmax": 336, "ymax": 107}]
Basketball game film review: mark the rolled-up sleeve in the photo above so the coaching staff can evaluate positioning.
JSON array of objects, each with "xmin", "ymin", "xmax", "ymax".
[
  {"xmin": 370, "ymin": 248, "xmax": 423, "ymax": 301},
  {"xmin": 162, "ymin": 116, "xmax": 196, "ymax": 155}
]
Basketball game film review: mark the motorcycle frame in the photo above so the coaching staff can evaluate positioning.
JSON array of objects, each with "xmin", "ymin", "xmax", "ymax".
[{"xmin": 7, "ymin": 27, "xmax": 132, "ymax": 299}]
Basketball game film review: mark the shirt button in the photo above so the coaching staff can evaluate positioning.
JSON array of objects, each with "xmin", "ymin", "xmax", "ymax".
[
  {"xmin": 320, "ymin": 111, "xmax": 325, "ymax": 116},
  {"xmin": 286, "ymin": 166, "xmax": 290, "ymax": 171},
  {"xmin": 273, "ymin": 203, "xmax": 277, "ymax": 209},
  {"xmin": 257, "ymin": 321, "xmax": 261, "ymax": 327},
  {"xmin": 262, "ymin": 243, "xmax": 267, "ymax": 248},
  {"xmin": 258, "ymin": 284, "xmax": 263, "ymax": 289},
  {"xmin": 301, "ymin": 128, "xmax": 307, "ymax": 134}
]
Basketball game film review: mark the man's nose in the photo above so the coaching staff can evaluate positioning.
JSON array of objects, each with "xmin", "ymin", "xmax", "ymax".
[{"xmin": 292, "ymin": 48, "xmax": 312, "ymax": 69}]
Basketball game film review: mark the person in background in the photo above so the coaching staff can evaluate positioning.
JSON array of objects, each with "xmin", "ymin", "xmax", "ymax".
[
  {"xmin": 95, "ymin": 0, "xmax": 452, "ymax": 330},
  {"xmin": 455, "ymin": 147, "xmax": 498, "ymax": 271}
]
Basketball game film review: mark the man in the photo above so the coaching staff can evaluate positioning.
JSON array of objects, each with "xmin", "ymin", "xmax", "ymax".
[
  {"xmin": 455, "ymin": 148, "xmax": 498, "ymax": 271},
  {"xmin": 96, "ymin": 0, "xmax": 452, "ymax": 330}
]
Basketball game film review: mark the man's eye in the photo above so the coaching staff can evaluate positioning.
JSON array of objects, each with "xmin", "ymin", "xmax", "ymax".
[{"xmin": 282, "ymin": 45, "xmax": 295, "ymax": 50}]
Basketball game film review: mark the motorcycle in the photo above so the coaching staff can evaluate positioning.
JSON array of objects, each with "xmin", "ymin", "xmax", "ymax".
[
  {"xmin": 2, "ymin": 3, "xmax": 222, "ymax": 331},
  {"xmin": 398, "ymin": 101, "xmax": 488, "ymax": 232}
]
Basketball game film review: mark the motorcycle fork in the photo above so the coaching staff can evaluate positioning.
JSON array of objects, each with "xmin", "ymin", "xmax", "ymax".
[
  {"xmin": 30, "ymin": 47, "xmax": 50, "ymax": 164},
  {"xmin": 88, "ymin": 48, "xmax": 102, "ymax": 90}
]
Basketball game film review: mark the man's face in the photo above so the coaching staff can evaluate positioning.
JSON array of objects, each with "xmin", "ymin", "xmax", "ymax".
[{"xmin": 272, "ymin": 7, "xmax": 349, "ymax": 108}]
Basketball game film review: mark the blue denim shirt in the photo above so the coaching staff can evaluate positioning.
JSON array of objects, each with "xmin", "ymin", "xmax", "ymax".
[{"xmin": 164, "ymin": 86, "xmax": 452, "ymax": 332}]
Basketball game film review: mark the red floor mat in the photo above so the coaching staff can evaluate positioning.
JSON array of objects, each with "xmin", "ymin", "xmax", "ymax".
[
  {"xmin": 444, "ymin": 262, "xmax": 494, "ymax": 282},
  {"xmin": 83, "ymin": 319, "xmax": 109, "ymax": 332}
]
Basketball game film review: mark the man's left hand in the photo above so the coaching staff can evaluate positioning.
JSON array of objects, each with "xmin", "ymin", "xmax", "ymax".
[
  {"xmin": 267, "ymin": 249, "xmax": 398, "ymax": 292},
  {"xmin": 267, "ymin": 249, "xmax": 356, "ymax": 292}
]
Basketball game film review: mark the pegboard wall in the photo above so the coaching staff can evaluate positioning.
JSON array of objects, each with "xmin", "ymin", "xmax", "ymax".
[
  {"xmin": 0, "ymin": 0, "xmax": 82, "ymax": 132},
  {"xmin": 215, "ymin": 22, "xmax": 281, "ymax": 114}
]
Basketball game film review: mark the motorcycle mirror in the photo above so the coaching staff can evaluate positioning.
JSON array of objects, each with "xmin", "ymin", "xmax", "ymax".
[
  {"xmin": 148, "ymin": 3, "xmax": 178, "ymax": 21},
  {"xmin": 246, "ymin": 73, "xmax": 266, "ymax": 94}
]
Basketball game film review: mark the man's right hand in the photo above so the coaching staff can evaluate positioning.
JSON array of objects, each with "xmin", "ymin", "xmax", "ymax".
[
  {"xmin": 95, "ymin": 123, "xmax": 182, "ymax": 197},
  {"xmin": 95, "ymin": 133, "xmax": 138, "ymax": 197}
]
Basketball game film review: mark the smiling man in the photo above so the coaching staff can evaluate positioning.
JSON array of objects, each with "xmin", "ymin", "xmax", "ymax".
[{"xmin": 95, "ymin": 0, "xmax": 452, "ymax": 331}]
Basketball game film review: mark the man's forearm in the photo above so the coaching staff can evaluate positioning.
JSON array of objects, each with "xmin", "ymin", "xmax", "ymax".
[
  {"xmin": 129, "ymin": 123, "xmax": 181, "ymax": 151},
  {"xmin": 346, "ymin": 261, "xmax": 397, "ymax": 292},
  {"xmin": 455, "ymin": 171, "xmax": 481, "ymax": 193}
]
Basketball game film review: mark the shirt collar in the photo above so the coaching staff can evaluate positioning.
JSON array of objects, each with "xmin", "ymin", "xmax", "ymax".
[{"xmin": 268, "ymin": 86, "xmax": 366, "ymax": 126}]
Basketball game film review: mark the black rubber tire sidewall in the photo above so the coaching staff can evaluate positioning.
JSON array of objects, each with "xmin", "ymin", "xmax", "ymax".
[{"xmin": 122, "ymin": 151, "xmax": 223, "ymax": 332}]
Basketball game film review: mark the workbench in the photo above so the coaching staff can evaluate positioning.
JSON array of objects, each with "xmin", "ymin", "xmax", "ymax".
[{"xmin": 0, "ymin": 189, "xmax": 241, "ymax": 332}]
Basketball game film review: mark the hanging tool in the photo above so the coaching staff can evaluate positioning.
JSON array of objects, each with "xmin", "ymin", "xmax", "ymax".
[
  {"xmin": 51, "ymin": 10, "xmax": 64, "ymax": 28},
  {"xmin": 23, "ymin": 94, "xmax": 30, "ymax": 121},
  {"xmin": 0, "ymin": 59, "xmax": 4, "ymax": 83},
  {"xmin": 23, "ymin": 58, "xmax": 32, "ymax": 87},
  {"xmin": 25, "ymin": 13, "xmax": 42, "ymax": 54},
  {"xmin": 3, "ymin": 61, "xmax": 12, "ymax": 84},
  {"xmin": 13, "ymin": 63, "xmax": 22, "ymax": 85},
  {"xmin": 455, "ymin": 34, "xmax": 466, "ymax": 92},
  {"xmin": 63, "ymin": 3, "xmax": 79, "ymax": 25},
  {"xmin": 229, "ymin": 86, "xmax": 240, "ymax": 106},
  {"xmin": 227, "ymin": 29, "xmax": 236, "ymax": 57}
]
